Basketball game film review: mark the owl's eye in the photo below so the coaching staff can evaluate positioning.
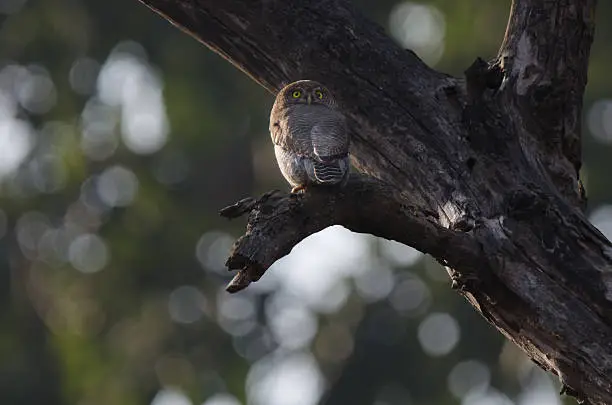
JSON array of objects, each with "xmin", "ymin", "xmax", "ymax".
[
  {"xmin": 315, "ymin": 90, "xmax": 324, "ymax": 99},
  {"xmin": 292, "ymin": 90, "xmax": 302, "ymax": 98}
]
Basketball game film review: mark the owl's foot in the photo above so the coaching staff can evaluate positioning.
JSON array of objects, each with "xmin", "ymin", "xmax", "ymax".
[{"xmin": 291, "ymin": 185, "xmax": 307, "ymax": 194}]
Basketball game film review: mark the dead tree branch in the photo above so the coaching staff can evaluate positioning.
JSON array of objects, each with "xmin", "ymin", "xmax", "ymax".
[
  {"xmin": 219, "ymin": 175, "xmax": 480, "ymax": 293},
  {"xmin": 137, "ymin": 0, "xmax": 611, "ymax": 403},
  {"xmin": 498, "ymin": 0, "xmax": 595, "ymax": 207}
]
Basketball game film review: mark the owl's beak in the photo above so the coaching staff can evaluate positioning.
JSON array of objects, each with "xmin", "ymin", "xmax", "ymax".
[{"xmin": 307, "ymin": 94, "xmax": 312, "ymax": 104}]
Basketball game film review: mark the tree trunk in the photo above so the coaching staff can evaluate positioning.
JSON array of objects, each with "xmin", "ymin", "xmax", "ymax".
[{"xmin": 136, "ymin": 1, "xmax": 611, "ymax": 404}]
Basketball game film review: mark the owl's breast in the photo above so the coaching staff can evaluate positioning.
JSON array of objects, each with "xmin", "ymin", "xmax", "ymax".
[
  {"xmin": 285, "ymin": 105, "xmax": 322, "ymax": 132},
  {"xmin": 271, "ymin": 104, "xmax": 344, "ymax": 158}
]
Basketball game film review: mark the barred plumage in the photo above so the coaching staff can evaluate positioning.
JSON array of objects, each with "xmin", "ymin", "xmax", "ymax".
[{"xmin": 270, "ymin": 80, "xmax": 349, "ymax": 192}]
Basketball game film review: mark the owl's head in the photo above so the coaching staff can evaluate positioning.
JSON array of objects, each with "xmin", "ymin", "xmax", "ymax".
[{"xmin": 276, "ymin": 80, "xmax": 338, "ymax": 109}]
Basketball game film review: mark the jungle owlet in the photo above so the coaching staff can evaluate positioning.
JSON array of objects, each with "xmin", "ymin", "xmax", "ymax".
[{"xmin": 269, "ymin": 80, "xmax": 349, "ymax": 193}]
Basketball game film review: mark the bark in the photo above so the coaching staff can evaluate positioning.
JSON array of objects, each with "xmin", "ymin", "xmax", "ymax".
[
  {"xmin": 136, "ymin": 0, "xmax": 611, "ymax": 404},
  {"xmin": 219, "ymin": 175, "xmax": 480, "ymax": 293}
]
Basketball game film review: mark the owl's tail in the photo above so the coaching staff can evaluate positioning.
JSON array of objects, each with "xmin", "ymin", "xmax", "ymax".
[{"xmin": 307, "ymin": 155, "xmax": 349, "ymax": 185}]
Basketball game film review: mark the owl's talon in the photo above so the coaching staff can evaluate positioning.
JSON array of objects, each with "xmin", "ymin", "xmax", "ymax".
[{"xmin": 291, "ymin": 185, "xmax": 307, "ymax": 194}]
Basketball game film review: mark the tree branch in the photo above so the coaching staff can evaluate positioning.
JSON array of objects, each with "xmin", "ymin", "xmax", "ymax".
[
  {"xmin": 136, "ymin": 0, "xmax": 612, "ymax": 404},
  {"xmin": 498, "ymin": 0, "xmax": 596, "ymax": 207},
  {"xmin": 136, "ymin": 0, "xmax": 463, "ymax": 214},
  {"xmin": 220, "ymin": 175, "xmax": 480, "ymax": 293}
]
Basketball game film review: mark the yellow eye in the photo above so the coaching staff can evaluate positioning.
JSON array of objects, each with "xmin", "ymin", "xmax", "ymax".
[
  {"xmin": 315, "ymin": 90, "xmax": 323, "ymax": 99},
  {"xmin": 292, "ymin": 90, "xmax": 301, "ymax": 98}
]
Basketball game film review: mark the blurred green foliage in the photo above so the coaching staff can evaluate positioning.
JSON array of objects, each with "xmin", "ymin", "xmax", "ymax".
[{"xmin": 1, "ymin": 1, "xmax": 611, "ymax": 405}]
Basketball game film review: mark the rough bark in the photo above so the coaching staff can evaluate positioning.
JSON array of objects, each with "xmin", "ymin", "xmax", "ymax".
[
  {"xmin": 136, "ymin": 0, "xmax": 611, "ymax": 404},
  {"xmin": 219, "ymin": 175, "xmax": 480, "ymax": 293}
]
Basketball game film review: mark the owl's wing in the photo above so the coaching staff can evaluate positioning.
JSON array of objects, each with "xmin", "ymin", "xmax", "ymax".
[
  {"xmin": 310, "ymin": 110, "xmax": 348, "ymax": 159},
  {"xmin": 308, "ymin": 110, "xmax": 349, "ymax": 185}
]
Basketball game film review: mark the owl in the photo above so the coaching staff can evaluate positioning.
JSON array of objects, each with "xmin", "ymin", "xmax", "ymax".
[{"xmin": 269, "ymin": 80, "xmax": 350, "ymax": 193}]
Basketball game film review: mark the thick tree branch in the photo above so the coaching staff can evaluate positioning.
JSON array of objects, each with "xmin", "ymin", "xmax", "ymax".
[
  {"xmin": 137, "ymin": 0, "xmax": 463, "ymax": 214},
  {"xmin": 136, "ymin": 0, "xmax": 612, "ymax": 404},
  {"xmin": 498, "ymin": 0, "xmax": 596, "ymax": 207},
  {"xmin": 220, "ymin": 175, "xmax": 480, "ymax": 293}
]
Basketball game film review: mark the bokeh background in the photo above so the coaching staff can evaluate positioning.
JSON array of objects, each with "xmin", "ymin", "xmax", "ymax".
[{"xmin": 1, "ymin": 1, "xmax": 612, "ymax": 405}]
